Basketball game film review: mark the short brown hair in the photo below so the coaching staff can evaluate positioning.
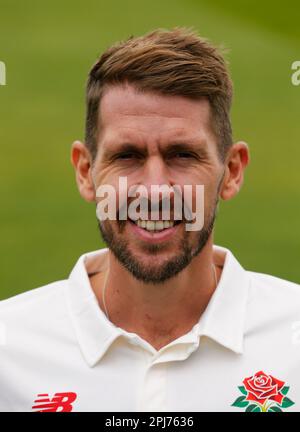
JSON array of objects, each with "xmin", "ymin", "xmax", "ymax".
[{"xmin": 85, "ymin": 27, "xmax": 233, "ymax": 161}]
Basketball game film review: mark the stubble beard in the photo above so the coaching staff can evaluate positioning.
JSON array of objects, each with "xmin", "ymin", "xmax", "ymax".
[{"xmin": 97, "ymin": 197, "xmax": 219, "ymax": 285}]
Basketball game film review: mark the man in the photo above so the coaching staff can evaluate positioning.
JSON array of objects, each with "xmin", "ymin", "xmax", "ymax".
[{"xmin": 1, "ymin": 28, "xmax": 300, "ymax": 413}]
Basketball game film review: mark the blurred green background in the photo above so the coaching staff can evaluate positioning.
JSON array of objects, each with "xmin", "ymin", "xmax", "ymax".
[{"xmin": 0, "ymin": 0, "xmax": 299, "ymax": 300}]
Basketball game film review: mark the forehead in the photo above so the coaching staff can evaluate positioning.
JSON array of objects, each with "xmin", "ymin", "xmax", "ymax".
[{"xmin": 98, "ymin": 84, "xmax": 215, "ymax": 145}]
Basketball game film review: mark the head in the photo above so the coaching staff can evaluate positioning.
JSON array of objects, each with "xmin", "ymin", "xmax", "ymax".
[{"xmin": 71, "ymin": 27, "xmax": 249, "ymax": 284}]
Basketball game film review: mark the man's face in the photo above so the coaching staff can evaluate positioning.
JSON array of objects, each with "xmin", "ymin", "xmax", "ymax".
[{"xmin": 92, "ymin": 84, "xmax": 225, "ymax": 284}]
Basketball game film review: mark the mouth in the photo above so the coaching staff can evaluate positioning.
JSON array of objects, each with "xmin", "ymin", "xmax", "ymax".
[
  {"xmin": 127, "ymin": 218, "xmax": 182, "ymax": 242},
  {"xmin": 129, "ymin": 218, "xmax": 181, "ymax": 232}
]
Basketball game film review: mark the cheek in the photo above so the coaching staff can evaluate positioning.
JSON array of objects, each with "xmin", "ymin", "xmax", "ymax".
[
  {"xmin": 93, "ymin": 162, "xmax": 141, "ymax": 195},
  {"xmin": 93, "ymin": 171, "xmax": 122, "ymax": 205},
  {"xmin": 204, "ymin": 181, "xmax": 219, "ymax": 204},
  {"xmin": 94, "ymin": 172, "xmax": 115, "ymax": 188},
  {"xmin": 186, "ymin": 181, "xmax": 218, "ymax": 213}
]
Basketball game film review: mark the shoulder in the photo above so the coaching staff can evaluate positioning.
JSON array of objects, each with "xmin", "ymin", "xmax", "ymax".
[
  {"xmin": 0, "ymin": 279, "xmax": 74, "ymax": 362},
  {"xmin": 0, "ymin": 279, "xmax": 69, "ymax": 320},
  {"xmin": 245, "ymin": 270, "xmax": 300, "ymax": 325},
  {"xmin": 247, "ymin": 270, "xmax": 300, "ymax": 294}
]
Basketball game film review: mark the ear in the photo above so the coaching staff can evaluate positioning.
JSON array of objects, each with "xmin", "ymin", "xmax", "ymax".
[
  {"xmin": 71, "ymin": 140, "xmax": 95, "ymax": 202},
  {"xmin": 219, "ymin": 141, "xmax": 250, "ymax": 201}
]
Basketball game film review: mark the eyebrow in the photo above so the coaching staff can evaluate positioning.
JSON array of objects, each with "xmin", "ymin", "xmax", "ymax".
[
  {"xmin": 163, "ymin": 142, "xmax": 209, "ymax": 158},
  {"xmin": 101, "ymin": 139, "xmax": 210, "ymax": 160},
  {"xmin": 102, "ymin": 143, "xmax": 146, "ymax": 160}
]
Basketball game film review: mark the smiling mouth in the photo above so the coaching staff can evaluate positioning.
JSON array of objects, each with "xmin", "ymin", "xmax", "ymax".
[{"xmin": 128, "ymin": 218, "xmax": 181, "ymax": 232}]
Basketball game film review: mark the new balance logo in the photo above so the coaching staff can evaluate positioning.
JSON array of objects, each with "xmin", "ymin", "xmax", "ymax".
[{"xmin": 32, "ymin": 392, "xmax": 77, "ymax": 412}]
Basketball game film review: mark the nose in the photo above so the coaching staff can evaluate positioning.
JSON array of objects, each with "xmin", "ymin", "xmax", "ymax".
[
  {"xmin": 141, "ymin": 155, "xmax": 172, "ymax": 192},
  {"xmin": 134, "ymin": 156, "xmax": 176, "ymax": 219}
]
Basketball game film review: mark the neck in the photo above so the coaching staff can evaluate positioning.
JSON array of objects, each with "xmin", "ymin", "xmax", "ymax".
[{"xmin": 90, "ymin": 236, "xmax": 221, "ymax": 351}]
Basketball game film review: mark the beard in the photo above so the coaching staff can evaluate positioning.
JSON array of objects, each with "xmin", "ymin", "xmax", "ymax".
[{"xmin": 97, "ymin": 194, "xmax": 220, "ymax": 285}]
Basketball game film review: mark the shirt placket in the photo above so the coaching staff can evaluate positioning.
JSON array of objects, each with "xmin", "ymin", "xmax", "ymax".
[
  {"xmin": 137, "ymin": 353, "xmax": 168, "ymax": 412},
  {"xmin": 136, "ymin": 339, "xmax": 200, "ymax": 412}
]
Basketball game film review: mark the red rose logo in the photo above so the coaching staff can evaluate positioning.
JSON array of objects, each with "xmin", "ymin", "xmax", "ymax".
[
  {"xmin": 243, "ymin": 370, "xmax": 285, "ymax": 405},
  {"xmin": 231, "ymin": 371, "xmax": 295, "ymax": 412}
]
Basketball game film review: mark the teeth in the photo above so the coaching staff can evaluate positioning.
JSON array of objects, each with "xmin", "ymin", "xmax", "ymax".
[
  {"xmin": 135, "ymin": 220, "xmax": 175, "ymax": 231},
  {"xmin": 155, "ymin": 221, "xmax": 164, "ymax": 230}
]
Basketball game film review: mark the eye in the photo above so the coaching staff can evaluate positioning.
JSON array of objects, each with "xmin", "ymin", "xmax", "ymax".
[
  {"xmin": 173, "ymin": 151, "xmax": 195, "ymax": 159},
  {"xmin": 115, "ymin": 152, "xmax": 140, "ymax": 160}
]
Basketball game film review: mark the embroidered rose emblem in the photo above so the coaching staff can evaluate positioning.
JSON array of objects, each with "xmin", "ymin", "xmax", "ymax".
[{"xmin": 232, "ymin": 371, "xmax": 295, "ymax": 412}]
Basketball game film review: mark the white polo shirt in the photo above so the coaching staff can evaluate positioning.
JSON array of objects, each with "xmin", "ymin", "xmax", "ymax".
[{"xmin": 1, "ymin": 244, "xmax": 300, "ymax": 412}]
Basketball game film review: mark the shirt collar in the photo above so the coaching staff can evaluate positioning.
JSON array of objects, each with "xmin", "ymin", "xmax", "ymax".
[
  {"xmin": 65, "ymin": 248, "xmax": 122, "ymax": 367},
  {"xmin": 197, "ymin": 245, "xmax": 249, "ymax": 355},
  {"xmin": 65, "ymin": 244, "xmax": 249, "ymax": 367}
]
